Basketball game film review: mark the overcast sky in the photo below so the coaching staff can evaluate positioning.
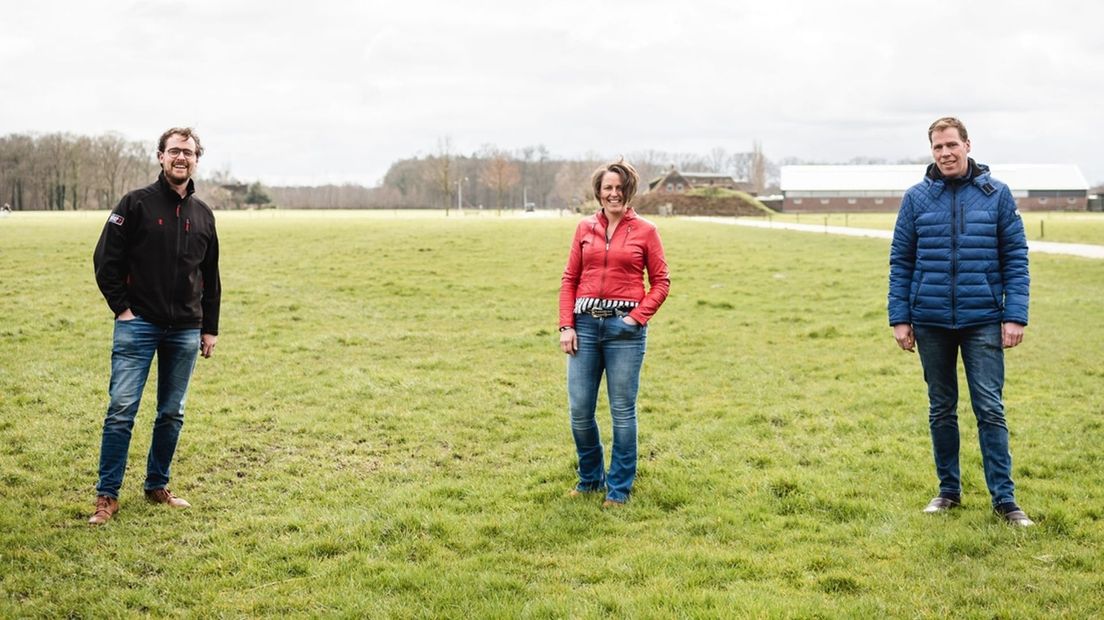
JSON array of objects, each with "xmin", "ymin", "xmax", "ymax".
[{"xmin": 4, "ymin": 0, "xmax": 1102, "ymax": 186}]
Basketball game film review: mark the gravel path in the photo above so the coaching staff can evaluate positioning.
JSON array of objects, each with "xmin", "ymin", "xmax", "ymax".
[{"xmin": 690, "ymin": 217, "xmax": 1104, "ymax": 259}]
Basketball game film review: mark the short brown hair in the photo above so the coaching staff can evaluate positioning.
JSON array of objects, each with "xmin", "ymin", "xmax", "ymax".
[
  {"xmin": 591, "ymin": 158, "xmax": 639, "ymax": 205},
  {"xmin": 158, "ymin": 127, "xmax": 205, "ymax": 158},
  {"xmin": 928, "ymin": 117, "xmax": 968, "ymax": 144}
]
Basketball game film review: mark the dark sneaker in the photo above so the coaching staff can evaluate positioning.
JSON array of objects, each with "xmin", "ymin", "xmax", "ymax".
[
  {"xmin": 922, "ymin": 495, "xmax": 961, "ymax": 513},
  {"xmin": 145, "ymin": 488, "xmax": 191, "ymax": 508},
  {"xmin": 995, "ymin": 503, "xmax": 1034, "ymax": 527},
  {"xmin": 88, "ymin": 495, "xmax": 119, "ymax": 525}
]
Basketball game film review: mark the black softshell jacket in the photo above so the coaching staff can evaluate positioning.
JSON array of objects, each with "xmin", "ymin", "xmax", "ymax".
[{"xmin": 94, "ymin": 173, "xmax": 221, "ymax": 334}]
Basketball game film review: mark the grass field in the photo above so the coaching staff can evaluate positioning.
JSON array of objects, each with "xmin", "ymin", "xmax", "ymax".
[
  {"xmin": 2, "ymin": 210, "xmax": 1103, "ymax": 617},
  {"xmin": 747, "ymin": 211, "xmax": 1104, "ymax": 245}
]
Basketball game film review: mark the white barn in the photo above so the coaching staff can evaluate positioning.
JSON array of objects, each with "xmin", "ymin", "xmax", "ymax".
[{"xmin": 781, "ymin": 164, "xmax": 1089, "ymax": 212}]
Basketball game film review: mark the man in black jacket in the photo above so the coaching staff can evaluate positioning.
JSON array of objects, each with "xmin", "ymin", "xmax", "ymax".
[{"xmin": 88, "ymin": 127, "xmax": 221, "ymax": 525}]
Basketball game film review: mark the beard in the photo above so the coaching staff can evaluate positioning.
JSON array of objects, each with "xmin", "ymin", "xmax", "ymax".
[{"xmin": 163, "ymin": 163, "xmax": 192, "ymax": 183}]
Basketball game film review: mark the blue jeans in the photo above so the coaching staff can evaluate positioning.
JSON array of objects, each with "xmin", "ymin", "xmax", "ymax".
[
  {"xmin": 96, "ymin": 316, "xmax": 200, "ymax": 499},
  {"xmin": 913, "ymin": 323, "xmax": 1016, "ymax": 507},
  {"xmin": 567, "ymin": 312, "xmax": 647, "ymax": 503}
]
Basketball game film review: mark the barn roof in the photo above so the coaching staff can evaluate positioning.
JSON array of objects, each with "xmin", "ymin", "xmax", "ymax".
[
  {"xmin": 781, "ymin": 164, "xmax": 1089, "ymax": 192},
  {"xmin": 681, "ymin": 172, "xmax": 741, "ymax": 182}
]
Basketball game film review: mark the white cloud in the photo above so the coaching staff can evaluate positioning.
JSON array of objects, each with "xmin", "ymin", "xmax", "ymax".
[{"xmin": 3, "ymin": 0, "xmax": 1103, "ymax": 185}]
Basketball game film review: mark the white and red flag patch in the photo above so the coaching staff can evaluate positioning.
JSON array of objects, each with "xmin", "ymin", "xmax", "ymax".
[{"xmin": 108, "ymin": 213, "xmax": 124, "ymax": 226}]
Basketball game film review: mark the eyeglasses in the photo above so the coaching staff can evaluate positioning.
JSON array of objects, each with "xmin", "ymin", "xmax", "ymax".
[{"xmin": 164, "ymin": 148, "xmax": 197, "ymax": 159}]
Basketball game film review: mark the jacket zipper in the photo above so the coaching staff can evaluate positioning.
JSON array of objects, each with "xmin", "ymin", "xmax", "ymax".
[
  {"xmin": 598, "ymin": 220, "xmax": 611, "ymax": 298},
  {"xmin": 950, "ymin": 186, "xmax": 958, "ymax": 327},
  {"xmin": 593, "ymin": 213, "xmax": 631, "ymax": 301},
  {"xmin": 170, "ymin": 202, "xmax": 183, "ymax": 325}
]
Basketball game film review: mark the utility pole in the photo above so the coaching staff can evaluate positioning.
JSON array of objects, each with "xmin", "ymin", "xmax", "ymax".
[{"xmin": 455, "ymin": 177, "xmax": 469, "ymax": 213}]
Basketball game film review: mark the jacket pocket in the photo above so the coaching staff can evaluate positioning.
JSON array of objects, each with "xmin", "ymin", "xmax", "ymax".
[
  {"xmin": 181, "ymin": 230, "xmax": 209, "ymax": 269},
  {"xmin": 909, "ymin": 270, "xmax": 923, "ymax": 309},
  {"xmin": 987, "ymin": 276, "xmax": 1004, "ymax": 310}
]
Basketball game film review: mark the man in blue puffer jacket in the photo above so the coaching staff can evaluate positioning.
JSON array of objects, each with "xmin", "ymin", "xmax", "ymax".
[{"xmin": 888, "ymin": 117, "xmax": 1033, "ymax": 526}]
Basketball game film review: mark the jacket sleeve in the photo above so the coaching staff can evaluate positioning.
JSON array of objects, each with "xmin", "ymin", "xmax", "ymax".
[
  {"xmin": 558, "ymin": 223, "xmax": 584, "ymax": 329},
  {"xmin": 93, "ymin": 196, "xmax": 133, "ymax": 317},
  {"xmin": 627, "ymin": 226, "xmax": 670, "ymax": 325},
  {"xmin": 887, "ymin": 193, "xmax": 917, "ymax": 326},
  {"xmin": 201, "ymin": 219, "xmax": 222, "ymax": 335},
  {"xmin": 997, "ymin": 187, "xmax": 1029, "ymax": 325}
]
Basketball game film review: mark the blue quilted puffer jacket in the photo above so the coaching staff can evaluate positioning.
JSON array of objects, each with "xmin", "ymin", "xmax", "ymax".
[{"xmin": 888, "ymin": 160, "xmax": 1029, "ymax": 329}]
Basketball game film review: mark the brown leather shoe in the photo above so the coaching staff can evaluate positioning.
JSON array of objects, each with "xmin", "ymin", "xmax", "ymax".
[
  {"xmin": 88, "ymin": 495, "xmax": 119, "ymax": 525},
  {"xmin": 145, "ymin": 488, "xmax": 191, "ymax": 508},
  {"xmin": 602, "ymin": 499, "xmax": 625, "ymax": 508}
]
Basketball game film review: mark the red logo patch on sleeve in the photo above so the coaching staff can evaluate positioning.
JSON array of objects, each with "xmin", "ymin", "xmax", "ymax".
[{"xmin": 108, "ymin": 213, "xmax": 125, "ymax": 226}]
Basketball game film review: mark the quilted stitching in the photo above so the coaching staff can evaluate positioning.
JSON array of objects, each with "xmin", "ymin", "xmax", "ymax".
[{"xmin": 888, "ymin": 165, "xmax": 1029, "ymax": 328}]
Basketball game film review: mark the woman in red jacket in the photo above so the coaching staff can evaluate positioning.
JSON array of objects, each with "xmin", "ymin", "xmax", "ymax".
[{"xmin": 559, "ymin": 159, "xmax": 670, "ymax": 506}]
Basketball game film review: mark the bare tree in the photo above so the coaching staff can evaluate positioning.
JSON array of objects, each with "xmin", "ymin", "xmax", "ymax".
[
  {"xmin": 626, "ymin": 150, "xmax": 667, "ymax": 188},
  {"xmin": 36, "ymin": 134, "xmax": 66, "ymax": 210},
  {"xmin": 94, "ymin": 133, "xmax": 130, "ymax": 209},
  {"xmin": 750, "ymin": 140, "xmax": 767, "ymax": 195},
  {"xmin": 726, "ymin": 152, "xmax": 751, "ymax": 182},
  {"xmin": 553, "ymin": 158, "xmax": 600, "ymax": 212},
  {"xmin": 517, "ymin": 145, "xmax": 535, "ymax": 207},
  {"xmin": 480, "ymin": 149, "xmax": 520, "ymax": 214},
  {"xmin": 531, "ymin": 144, "xmax": 553, "ymax": 209},
  {"xmin": 425, "ymin": 136, "xmax": 454, "ymax": 214},
  {"xmin": 0, "ymin": 134, "xmax": 34, "ymax": 210},
  {"xmin": 68, "ymin": 135, "xmax": 94, "ymax": 210},
  {"xmin": 708, "ymin": 147, "xmax": 728, "ymax": 173},
  {"xmin": 674, "ymin": 152, "xmax": 709, "ymax": 173}
]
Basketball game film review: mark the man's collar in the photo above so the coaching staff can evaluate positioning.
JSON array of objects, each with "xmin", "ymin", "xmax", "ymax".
[
  {"xmin": 925, "ymin": 158, "xmax": 983, "ymax": 184},
  {"xmin": 158, "ymin": 171, "xmax": 196, "ymax": 199}
]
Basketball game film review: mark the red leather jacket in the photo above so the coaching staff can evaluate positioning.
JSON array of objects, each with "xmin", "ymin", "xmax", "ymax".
[{"xmin": 559, "ymin": 207, "xmax": 670, "ymax": 328}]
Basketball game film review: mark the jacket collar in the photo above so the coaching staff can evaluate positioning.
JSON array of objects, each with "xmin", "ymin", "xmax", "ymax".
[
  {"xmin": 924, "ymin": 158, "xmax": 992, "ymax": 196},
  {"xmin": 158, "ymin": 171, "xmax": 196, "ymax": 200},
  {"xmin": 595, "ymin": 206, "xmax": 636, "ymax": 227}
]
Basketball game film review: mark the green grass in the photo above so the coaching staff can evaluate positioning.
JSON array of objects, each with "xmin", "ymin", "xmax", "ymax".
[
  {"xmin": 2, "ymin": 210, "xmax": 1103, "ymax": 617},
  {"xmin": 747, "ymin": 211, "xmax": 1104, "ymax": 245}
]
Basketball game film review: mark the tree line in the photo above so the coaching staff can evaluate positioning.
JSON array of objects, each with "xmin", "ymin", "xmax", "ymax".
[
  {"xmin": 1, "ymin": 131, "xmax": 786, "ymax": 210},
  {"xmin": 0, "ymin": 133, "xmax": 159, "ymax": 211},
  {"xmin": 0, "ymin": 132, "xmax": 279, "ymax": 211},
  {"xmin": 282, "ymin": 139, "xmax": 778, "ymax": 211}
]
